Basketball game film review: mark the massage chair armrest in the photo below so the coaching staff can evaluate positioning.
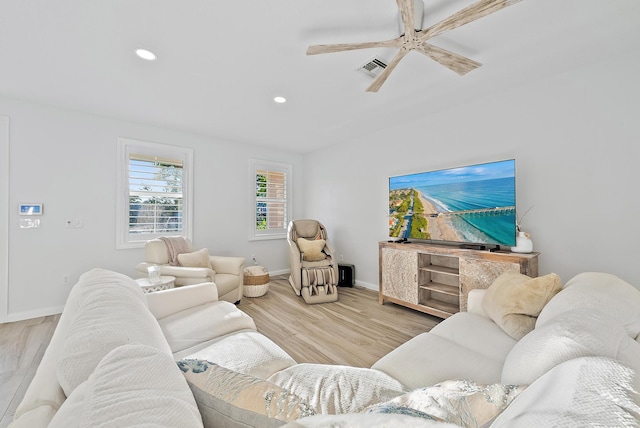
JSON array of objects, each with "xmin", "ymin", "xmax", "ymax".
[
  {"xmin": 467, "ymin": 289, "xmax": 490, "ymax": 318},
  {"xmin": 288, "ymin": 243, "xmax": 302, "ymax": 269},
  {"xmin": 146, "ymin": 282, "xmax": 219, "ymax": 320},
  {"xmin": 209, "ymin": 256, "xmax": 244, "ymax": 276}
]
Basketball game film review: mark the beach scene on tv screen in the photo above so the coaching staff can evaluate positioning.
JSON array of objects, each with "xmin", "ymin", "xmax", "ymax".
[{"xmin": 389, "ymin": 160, "xmax": 516, "ymax": 246}]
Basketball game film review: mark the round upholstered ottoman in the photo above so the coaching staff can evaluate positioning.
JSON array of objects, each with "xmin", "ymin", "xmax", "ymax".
[{"xmin": 243, "ymin": 265, "xmax": 270, "ymax": 297}]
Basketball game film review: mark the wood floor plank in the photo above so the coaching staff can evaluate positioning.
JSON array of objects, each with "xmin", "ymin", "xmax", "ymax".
[
  {"xmin": 238, "ymin": 275, "xmax": 440, "ymax": 368},
  {"xmin": 0, "ymin": 315, "xmax": 59, "ymax": 423}
]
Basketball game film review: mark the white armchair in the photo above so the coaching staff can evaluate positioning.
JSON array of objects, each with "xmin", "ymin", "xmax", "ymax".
[{"xmin": 135, "ymin": 238, "xmax": 244, "ymax": 303}]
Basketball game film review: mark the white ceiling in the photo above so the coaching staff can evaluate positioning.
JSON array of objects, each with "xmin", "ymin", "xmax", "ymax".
[{"xmin": 1, "ymin": 0, "xmax": 639, "ymax": 153}]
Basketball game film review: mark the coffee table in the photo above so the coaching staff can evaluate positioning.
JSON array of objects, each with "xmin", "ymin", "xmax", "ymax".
[{"xmin": 135, "ymin": 275, "xmax": 176, "ymax": 293}]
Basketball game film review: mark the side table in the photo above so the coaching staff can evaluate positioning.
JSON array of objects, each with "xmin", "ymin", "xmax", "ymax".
[
  {"xmin": 135, "ymin": 275, "xmax": 176, "ymax": 293},
  {"xmin": 243, "ymin": 266, "xmax": 270, "ymax": 297}
]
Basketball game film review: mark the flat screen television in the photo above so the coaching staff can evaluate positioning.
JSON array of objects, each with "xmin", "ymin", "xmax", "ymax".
[{"xmin": 389, "ymin": 159, "xmax": 516, "ymax": 248}]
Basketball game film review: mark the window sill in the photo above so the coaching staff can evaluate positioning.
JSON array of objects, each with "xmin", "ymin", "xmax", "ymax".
[{"xmin": 249, "ymin": 234, "xmax": 287, "ymax": 242}]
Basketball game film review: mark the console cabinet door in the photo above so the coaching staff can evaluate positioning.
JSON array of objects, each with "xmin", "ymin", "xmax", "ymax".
[{"xmin": 380, "ymin": 247, "xmax": 418, "ymax": 304}]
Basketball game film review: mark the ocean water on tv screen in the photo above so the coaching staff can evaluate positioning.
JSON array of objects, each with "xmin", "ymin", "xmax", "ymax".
[{"xmin": 418, "ymin": 177, "xmax": 516, "ymax": 245}]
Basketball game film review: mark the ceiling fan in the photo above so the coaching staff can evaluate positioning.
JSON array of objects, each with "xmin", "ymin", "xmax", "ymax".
[{"xmin": 306, "ymin": 0, "xmax": 524, "ymax": 92}]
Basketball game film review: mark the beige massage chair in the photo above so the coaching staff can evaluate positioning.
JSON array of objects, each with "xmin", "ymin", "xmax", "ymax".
[{"xmin": 287, "ymin": 219, "xmax": 339, "ymax": 304}]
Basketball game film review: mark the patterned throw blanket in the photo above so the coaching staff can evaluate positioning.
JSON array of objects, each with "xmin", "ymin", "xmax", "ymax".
[{"xmin": 160, "ymin": 236, "xmax": 190, "ymax": 265}]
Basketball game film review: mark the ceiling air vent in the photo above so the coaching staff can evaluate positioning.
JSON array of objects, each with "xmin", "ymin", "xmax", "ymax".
[{"xmin": 356, "ymin": 58, "xmax": 387, "ymax": 79}]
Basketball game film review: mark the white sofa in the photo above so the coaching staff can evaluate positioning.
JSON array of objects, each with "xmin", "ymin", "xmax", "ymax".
[
  {"xmin": 8, "ymin": 268, "xmax": 260, "ymax": 427},
  {"xmin": 11, "ymin": 269, "xmax": 640, "ymax": 427}
]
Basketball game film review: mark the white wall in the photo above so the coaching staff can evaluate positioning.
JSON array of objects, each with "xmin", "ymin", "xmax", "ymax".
[
  {"xmin": 1, "ymin": 98, "xmax": 303, "ymax": 321},
  {"xmin": 303, "ymin": 51, "xmax": 640, "ymax": 290},
  {"xmin": 3, "ymin": 48, "xmax": 639, "ymax": 321}
]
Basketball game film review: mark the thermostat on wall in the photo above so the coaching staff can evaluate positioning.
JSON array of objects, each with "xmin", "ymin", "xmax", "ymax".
[{"xmin": 18, "ymin": 203, "xmax": 43, "ymax": 215}]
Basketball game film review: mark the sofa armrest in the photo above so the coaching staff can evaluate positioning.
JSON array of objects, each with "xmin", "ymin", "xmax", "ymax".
[
  {"xmin": 135, "ymin": 262, "xmax": 215, "ymax": 279},
  {"xmin": 209, "ymin": 256, "xmax": 244, "ymax": 276},
  {"xmin": 467, "ymin": 289, "xmax": 490, "ymax": 318},
  {"xmin": 146, "ymin": 282, "xmax": 218, "ymax": 320}
]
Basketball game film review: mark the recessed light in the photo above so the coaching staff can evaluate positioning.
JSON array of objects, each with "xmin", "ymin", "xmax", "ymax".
[
  {"xmin": 273, "ymin": 96, "xmax": 287, "ymax": 104},
  {"xmin": 135, "ymin": 48, "xmax": 157, "ymax": 61}
]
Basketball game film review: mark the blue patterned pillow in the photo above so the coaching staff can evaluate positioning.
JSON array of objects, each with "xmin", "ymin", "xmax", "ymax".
[{"xmin": 178, "ymin": 359, "xmax": 315, "ymax": 428}]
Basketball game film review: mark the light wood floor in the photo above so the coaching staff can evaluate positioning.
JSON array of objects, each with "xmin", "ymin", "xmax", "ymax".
[
  {"xmin": 0, "ymin": 275, "xmax": 439, "ymax": 425},
  {"xmin": 238, "ymin": 275, "xmax": 440, "ymax": 368},
  {"xmin": 0, "ymin": 314, "xmax": 60, "ymax": 427}
]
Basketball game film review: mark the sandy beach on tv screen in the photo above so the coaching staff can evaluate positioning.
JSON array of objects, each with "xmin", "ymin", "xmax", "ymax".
[{"xmin": 418, "ymin": 193, "xmax": 460, "ymax": 242}]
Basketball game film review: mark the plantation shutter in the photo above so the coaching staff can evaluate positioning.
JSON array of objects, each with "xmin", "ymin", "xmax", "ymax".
[
  {"xmin": 252, "ymin": 160, "xmax": 291, "ymax": 238},
  {"xmin": 128, "ymin": 153, "xmax": 184, "ymax": 235}
]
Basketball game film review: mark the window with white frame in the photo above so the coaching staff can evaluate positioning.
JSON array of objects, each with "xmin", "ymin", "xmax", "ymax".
[
  {"xmin": 117, "ymin": 138, "xmax": 193, "ymax": 249},
  {"xmin": 250, "ymin": 159, "xmax": 292, "ymax": 240}
]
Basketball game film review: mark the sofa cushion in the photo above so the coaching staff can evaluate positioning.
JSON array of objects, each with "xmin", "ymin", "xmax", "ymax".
[
  {"xmin": 365, "ymin": 379, "xmax": 526, "ymax": 428},
  {"xmin": 50, "ymin": 343, "xmax": 203, "ymax": 428},
  {"xmin": 493, "ymin": 357, "xmax": 640, "ymax": 427},
  {"xmin": 536, "ymin": 272, "xmax": 640, "ymax": 338},
  {"xmin": 373, "ymin": 315, "xmax": 514, "ymax": 389},
  {"xmin": 181, "ymin": 331, "xmax": 296, "ymax": 379},
  {"xmin": 482, "ymin": 271, "xmax": 562, "ymax": 340},
  {"xmin": 430, "ymin": 312, "xmax": 518, "ymax": 363},
  {"xmin": 297, "ymin": 238, "xmax": 326, "ymax": 261},
  {"xmin": 267, "ymin": 363, "xmax": 407, "ymax": 414},
  {"xmin": 56, "ymin": 272, "xmax": 171, "ymax": 396},
  {"xmin": 178, "ymin": 359, "xmax": 315, "ymax": 427},
  {"xmin": 502, "ymin": 308, "xmax": 640, "ymax": 385},
  {"xmin": 156, "ymin": 301, "xmax": 256, "ymax": 354},
  {"xmin": 178, "ymin": 248, "xmax": 211, "ymax": 268}
]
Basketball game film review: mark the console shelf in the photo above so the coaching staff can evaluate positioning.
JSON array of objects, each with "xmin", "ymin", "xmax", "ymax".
[{"xmin": 379, "ymin": 241, "xmax": 539, "ymax": 319}]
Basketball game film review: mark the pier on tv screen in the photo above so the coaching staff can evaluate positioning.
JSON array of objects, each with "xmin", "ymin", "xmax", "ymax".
[{"xmin": 389, "ymin": 159, "xmax": 516, "ymax": 247}]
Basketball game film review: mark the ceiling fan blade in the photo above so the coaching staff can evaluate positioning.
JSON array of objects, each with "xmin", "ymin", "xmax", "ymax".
[
  {"xmin": 397, "ymin": 0, "xmax": 415, "ymax": 37},
  {"xmin": 415, "ymin": 43, "xmax": 482, "ymax": 75},
  {"xmin": 366, "ymin": 49, "xmax": 410, "ymax": 93},
  {"xmin": 307, "ymin": 39, "xmax": 400, "ymax": 55},
  {"xmin": 419, "ymin": 0, "xmax": 524, "ymax": 42}
]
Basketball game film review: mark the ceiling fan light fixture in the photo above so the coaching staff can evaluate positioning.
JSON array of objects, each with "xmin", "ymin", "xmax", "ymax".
[
  {"xmin": 273, "ymin": 96, "xmax": 287, "ymax": 104},
  {"xmin": 135, "ymin": 48, "xmax": 157, "ymax": 61}
]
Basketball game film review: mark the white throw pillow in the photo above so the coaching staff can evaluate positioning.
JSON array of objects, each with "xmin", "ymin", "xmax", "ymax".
[
  {"xmin": 296, "ymin": 238, "xmax": 326, "ymax": 262},
  {"xmin": 365, "ymin": 379, "xmax": 526, "ymax": 428},
  {"xmin": 536, "ymin": 272, "xmax": 640, "ymax": 338},
  {"xmin": 177, "ymin": 248, "xmax": 211, "ymax": 268},
  {"xmin": 56, "ymin": 274, "xmax": 171, "ymax": 396},
  {"xmin": 51, "ymin": 343, "xmax": 203, "ymax": 428},
  {"xmin": 481, "ymin": 271, "xmax": 562, "ymax": 340},
  {"xmin": 502, "ymin": 308, "xmax": 640, "ymax": 385},
  {"xmin": 268, "ymin": 363, "xmax": 407, "ymax": 414},
  {"xmin": 493, "ymin": 357, "xmax": 640, "ymax": 427}
]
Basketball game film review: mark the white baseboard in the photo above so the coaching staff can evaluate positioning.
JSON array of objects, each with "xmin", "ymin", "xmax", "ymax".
[
  {"xmin": 355, "ymin": 280, "xmax": 377, "ymax": 291},
  {"xmin": 267, "ymin": 268, "xmax": 377, "ymax": 291},
  {"xmin": 7, "ymin": 305, "xmax": 64, "ymax": 323}
]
